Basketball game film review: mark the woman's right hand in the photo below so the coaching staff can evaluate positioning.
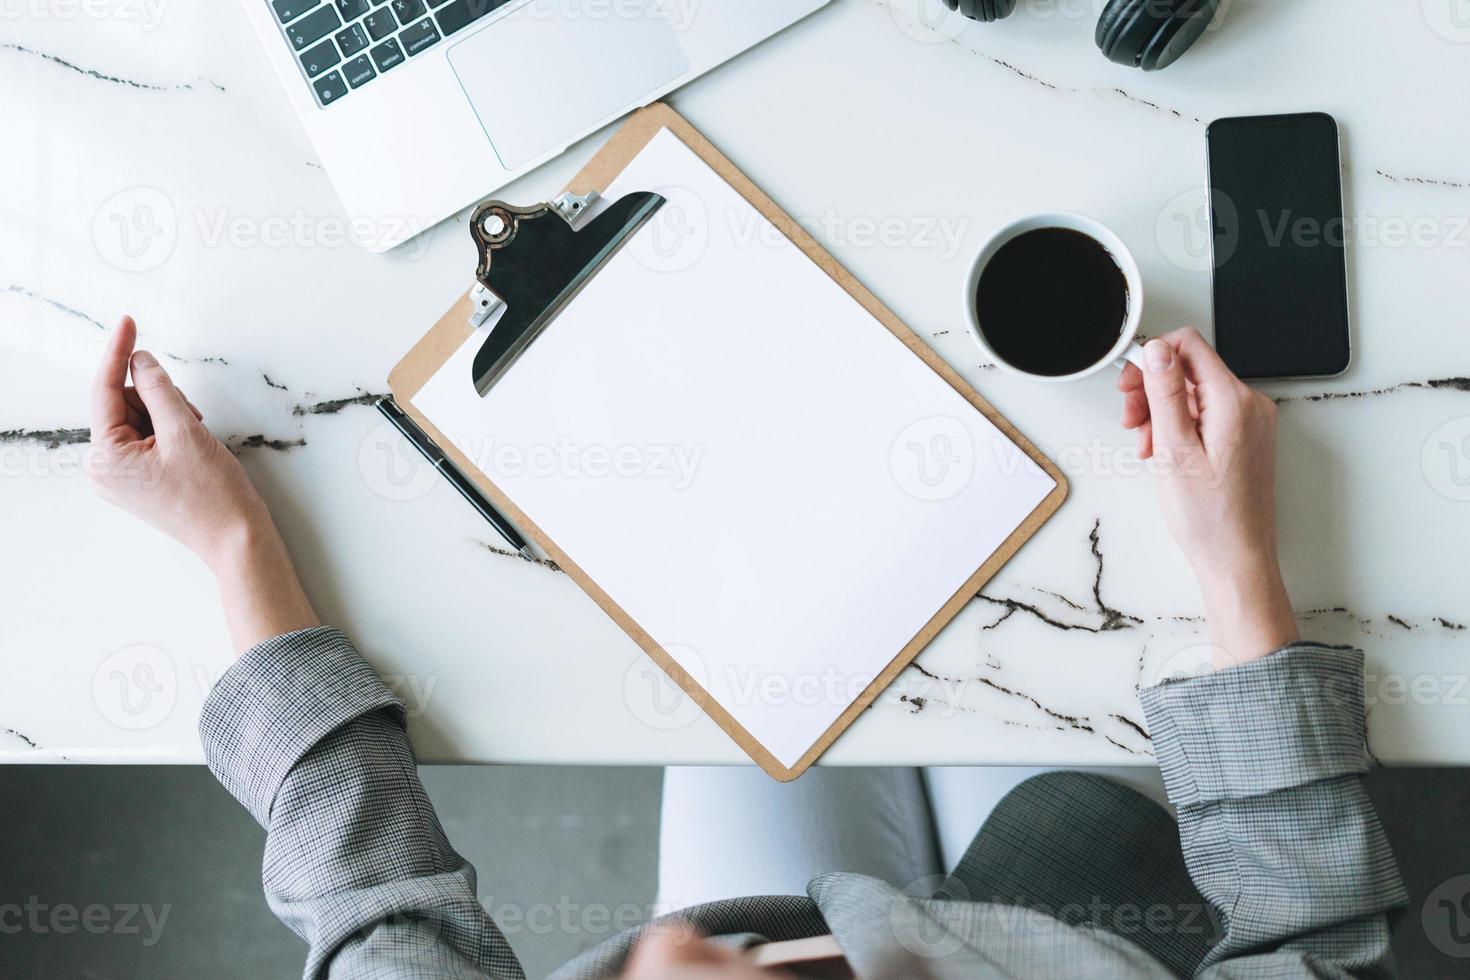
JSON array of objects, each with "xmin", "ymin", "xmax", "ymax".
[{"xmin": 1118, "ymin": 327, "xmax": 1299, "ymax": 667}]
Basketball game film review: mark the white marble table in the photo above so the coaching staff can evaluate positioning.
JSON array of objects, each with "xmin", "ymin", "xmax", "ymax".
[{"xmin": 4, "ymin": 0, "xmax": 1468, "ymax": 766}]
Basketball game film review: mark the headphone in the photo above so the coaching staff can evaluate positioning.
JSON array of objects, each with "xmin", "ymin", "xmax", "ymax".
[{"xmin": 943, "ymin": 0, "xmax": 1221, "ymax": 71}]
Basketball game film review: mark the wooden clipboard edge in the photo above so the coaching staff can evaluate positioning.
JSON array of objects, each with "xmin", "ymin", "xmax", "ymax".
[{"xmin": 388, "ymin": 103, "xmax": 1068, "ymax": 782}]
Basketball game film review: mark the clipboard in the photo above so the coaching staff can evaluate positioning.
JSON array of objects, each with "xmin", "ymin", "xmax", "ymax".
[{"xmin": 388, "ymin": 103, "xmax": 1068, "ymax": 781}]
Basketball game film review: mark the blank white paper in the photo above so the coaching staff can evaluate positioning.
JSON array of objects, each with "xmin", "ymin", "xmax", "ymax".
[{"xmin": 415, "ymin": 128, "xmax": 1057, "ymax": 769}]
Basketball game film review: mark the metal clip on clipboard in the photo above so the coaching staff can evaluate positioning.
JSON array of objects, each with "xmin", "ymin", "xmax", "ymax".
[{"xmin": 465, "ymin": 189, "xmax": 665, "ymax": 396}]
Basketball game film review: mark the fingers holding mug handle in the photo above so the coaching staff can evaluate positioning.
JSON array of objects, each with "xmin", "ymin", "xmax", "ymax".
[{"xmin": 1113, "ymin": 341, "xmax": 1148, "ymax": 372}]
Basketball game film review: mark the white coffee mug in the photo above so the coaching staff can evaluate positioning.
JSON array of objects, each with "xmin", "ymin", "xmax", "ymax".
[{"xmin": 963, "ymin": 212, "xmax": 1146, "ymax": 382}]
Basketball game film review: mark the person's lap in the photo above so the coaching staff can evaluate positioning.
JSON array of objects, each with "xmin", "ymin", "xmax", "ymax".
[
  {"xmin": 655, "ymin": 765, "xmax": 1168, "ymax": 907},
  {"xmin": 656, "ymin": 764, "xmax": 1207, "ymax": 975},
  {"xmin": 654, "ymin": 766, "xmax": 941, "ymax": 911}
]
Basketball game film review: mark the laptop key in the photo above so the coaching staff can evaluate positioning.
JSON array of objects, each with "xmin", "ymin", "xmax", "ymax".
[
  {"xmin": 343, "ymin": 53, "xmax": 377, "ymax": 88},
  {"xmin": 287, "ymin": 4, "xmax": 340, "ymax": 49},
  {"xmin": 435, "ymin": 0, "xmax": 502, "ymax": 37},
  {"xmin": 336, "ymin": 23, "xmax": 369, "ymax": 56},
  {"xmin": 312, "ymin": 70, "xmax": 346, "ymax": 106},
  {"xmin": 272, "ymin": 0, "xmax": 319, "ymax": 23},
  {"xmin": 370, "ymin": 37, "xmax": 405, "ymax": 72},
  {"xmin": 362, "ymin": 9, "xmax": 394, "ymax": 39},
  {"xmin": 300, "ymin": 37, "xmax": 341, "ymax": 76},
  {"xmin": 400, "ymin": 17, "xmax": 441, "ymax": 56},
  {"xmin": 334, "ymin": 0, "xmax": 370, "ymax": 18},
  {"xmin": 390, "ymin": 0, "xmax": 425, "ymax": 24}
]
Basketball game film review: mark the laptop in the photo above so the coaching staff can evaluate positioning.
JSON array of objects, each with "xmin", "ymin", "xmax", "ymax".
[{"xmin": 237, "ymin": 0, "xmax": 831, "ymax": 251}]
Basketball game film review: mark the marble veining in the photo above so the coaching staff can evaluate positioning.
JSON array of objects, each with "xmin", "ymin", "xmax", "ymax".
[
  {"xmin": 3, "ymin": 0, "xmax": 1466, "ymax": 765},
  {"xmin": 0, "ymin": 41, "xmax": 224, "ymax": 92}
]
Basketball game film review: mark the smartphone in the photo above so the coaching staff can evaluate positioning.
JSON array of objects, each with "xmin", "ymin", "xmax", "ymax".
[{"xmin": 1206, "ymin": 112, "xmax": 1351, "ymax": 379}]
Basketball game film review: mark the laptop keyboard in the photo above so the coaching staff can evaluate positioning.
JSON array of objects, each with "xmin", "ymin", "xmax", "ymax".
[{"xmin": 272, "ymin": 0, "xmax": 509, "ymax": 107}]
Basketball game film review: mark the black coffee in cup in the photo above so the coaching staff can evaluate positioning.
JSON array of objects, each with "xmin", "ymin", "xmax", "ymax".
[{"xmin": 974, "ymin": 228, "xmax": 1130, "ymax": 377}]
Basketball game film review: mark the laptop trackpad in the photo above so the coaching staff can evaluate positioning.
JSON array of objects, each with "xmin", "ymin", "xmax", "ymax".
[{"xmin": 448, "ymin": 0, "xmax": 690, "ymax": 170}]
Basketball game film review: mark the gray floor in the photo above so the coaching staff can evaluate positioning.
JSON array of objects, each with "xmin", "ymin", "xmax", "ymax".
[{"xmin": 1, "ymin": 766, "xmax": 1465, "ymax": 977}]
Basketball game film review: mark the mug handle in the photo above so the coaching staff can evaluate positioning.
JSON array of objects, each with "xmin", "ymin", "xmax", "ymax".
[{"xmin": 1113, "ymin": 341, "xmax": 1147, "ymax": 371}]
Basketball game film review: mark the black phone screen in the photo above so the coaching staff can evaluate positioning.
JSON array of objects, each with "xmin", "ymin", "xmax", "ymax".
[{"xmin": 1207, "ymin": 112, "xmax": 1351, "ymax": 379}]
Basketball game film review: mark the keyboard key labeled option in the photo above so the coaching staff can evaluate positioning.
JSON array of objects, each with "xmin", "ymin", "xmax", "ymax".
[
  {"xmin": 335, "ymin": 22, "xmax": 369, "ymax": 56},
  {"xmin": 299, "ymin": 37, "xmax": 341, "ymax": 76},
  {"xmin": 369, "ymin": 37, "xmax": 405, "ymax": 72},
  {"xmin": 400, "ymin": 17, "xmax": 440, "ymax": 55},
  {"xmin": 435, "ymin": 0, "xmax": 502, "ymax": 37},
  {"xmin": 272, "ymin": 0, "xmax": 320, "ymax": 23},
  {"xmin": 362, "ymin": 9, "xmax": 394, "ymax": 39},
  {"xmin": 288, "ymin": 4, "xmax": 340, "ymax": 49},
  {"xmin": 313, "ymin": 70, "xmax": 347, "ymax": 106},
  {"xmin": 343, "ymin": 54, "xmax": 377, "ymax": 88}
]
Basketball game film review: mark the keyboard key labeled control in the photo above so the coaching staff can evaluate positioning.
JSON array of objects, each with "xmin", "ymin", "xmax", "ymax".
[
  {"xmin": 435, "ymin": 0, "xmax": 501, "ymax": 36},
  {"xmin": 334, "ymin": 0, "xmax": 369, "ymax": 18},
  {"xmin": 313, "ymin": 70, "xmax": 346, "ymax": 106},
  {"xmin": 299, "ymin": 37, "xmax": 341, "ymax": 76},
  {"xmin": 335, "ymin": 23, "xmax": 369, "ymax": 56},
  {"xmin": 390, "ymin": 0, "xmax": 425, "ymax": 24},
  {"xmin": 369, "ymin": 37, "xmax": 405, "ymax": 72},
  {"xmin": 342, "ymin": 53, "xmax": 376, "ymax": 88},
  {"xmin": 362, "ymin": 9, "xmax": 394, "ymax": 39},
  {"xmin": 288, "ymin": 4, "xmax": 340, "ymax": 49},
  {"xmin": 272, "ymin": 0, "xmax": 320, "ymax": 23},
  {"xmin": 399, "ymin": 17, "xmax": 440, "ymax": 55}
]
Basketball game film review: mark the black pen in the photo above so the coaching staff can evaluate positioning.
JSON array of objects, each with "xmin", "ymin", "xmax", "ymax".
[{"xmin": 375, "ymin": 397, "xmax": 536, "ymax": 561}]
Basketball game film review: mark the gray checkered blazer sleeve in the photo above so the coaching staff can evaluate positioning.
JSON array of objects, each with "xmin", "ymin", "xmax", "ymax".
[
  {"xmin": 199, "ymin": 627, "xmax": 524, "ymax": 980},
  {"xmin": 201, "ymin": 628, "xmax": 1404, "ymax": 979},
  {"xmin": 1141, "ymin": 643, "xmax": 1407, "ymax": 977}
]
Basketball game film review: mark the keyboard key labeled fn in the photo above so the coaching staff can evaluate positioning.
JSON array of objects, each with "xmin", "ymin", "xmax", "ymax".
[{"xmin": 313, "ymin": 70, "xmax": 346, "ymax": 106}]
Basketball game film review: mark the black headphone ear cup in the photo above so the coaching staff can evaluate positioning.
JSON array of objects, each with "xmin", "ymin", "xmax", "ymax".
[
  {"xmin": 1140, "ymin": 0, "xmax": 1219, "ymax": 69},
  {"xmin": 1095, "ymin": 0, "xmax": 1137, "ymax": 60},
  {"xmin": 1097, "ymin": 0, "xmax": 1219, "ymax": 70}
]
